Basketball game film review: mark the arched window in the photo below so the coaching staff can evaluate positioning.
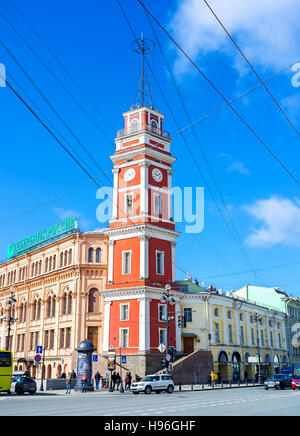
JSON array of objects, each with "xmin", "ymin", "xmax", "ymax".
[
  {"xmin": 62, "ymin": 293, "xmax": 68, "ymax": 315},
  {"xmin": 96, "ymin": 248, "xmax": 101, "ymax": 263},
  {"xmin": 45, "ymin": 258, "xmax": 49, "ymax": 272},
  {"xmin": 88, "ymin": 288, "xmax": 99, "ymax": 313},
  {"xmin": 64, "ymin": 251, "xmax": 68, "ymax": 266},
  {"xmin": 150, "ymin": 119, "xmax": 158, "ymax": 133},
  {"xmin": 60, "ymin": 253, "xmax": 64, "ymax": 268},
  {"xmin": 130, "ymin": 119, "xmax": 139, "ymax": 133},
  {"xmin": 88, "ymin": 248, "xmax": 94, "ymax": 263},
  {"xmin": 52, "ymin": 296, "xmax": 56, "ymax": 317},
  {"xmin": 68, "ymin": 249, "xmax": 72, "ymax": 265},
  {"xmin": 68, "ymin": 293, "xmax": 72, "ymax": 314},
  {"xmin": 53, "ymin": 255, "xmax": 56, "ymax": 270},
  {"xmin": 47, "ymin": 296, "xmax": 51, "ymax": 318}
]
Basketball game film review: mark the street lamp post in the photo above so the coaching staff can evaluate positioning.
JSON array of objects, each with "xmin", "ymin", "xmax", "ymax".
[
  {"xmin": 5, "ymin": 291, "xmax": 17, "ymax": 351},
  {"xmin": 253, "ymin": 313, "xmax": 263, "ymax": 384},
  {"xmin": 160, "ymin": 284, "xmax": 176, "ymax": 374}
]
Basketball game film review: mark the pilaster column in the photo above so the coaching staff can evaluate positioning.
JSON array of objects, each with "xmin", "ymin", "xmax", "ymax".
[
  {"xmin": 139, "ymin": 162, "xmax": 150, "ymax": 215},
  {"xmin": 167, "ymin": 169, "xmax": 173, "ymax": 220},
  {"xmin": 171, "ymin": 241, "xmax": 177, "ymax": 283},
  {"xmin": 108, "ymin": 240, "xmax": 115, "ymax": 283},
  {"xmin": 112, "ymin": 168, "xmax": 119, "ymax": 219},
  {"xmin": 175, "ymin": 301, "xmax": 182, "ymax": 352},
  {"xmin": 139, "ymin": 235, "xmax": 149, "ymax": 279},
  {"xmin": 103, "ymin": 300, "xmax": 111, "ymax": 353},
  {"xmin": 138, "ymin": 297, "xmax": 151, "ymax": 351}
]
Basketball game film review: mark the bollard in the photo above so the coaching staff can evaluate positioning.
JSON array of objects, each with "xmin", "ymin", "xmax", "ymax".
[
  {"xmin": 202, "ymin": 381, "xmax": 204, "ymax": 390},
  {"xmin": 179, "ymin": 382, "xmax": 182, "ymax": 391},
  {"xmin": 191, "ymin": 383, "xmax": 193, "ymax": 391}
]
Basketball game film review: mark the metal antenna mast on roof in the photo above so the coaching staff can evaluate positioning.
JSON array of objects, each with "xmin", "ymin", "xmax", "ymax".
[{"xmin": 131, "ymin": 33, "xmax": 155, "ymax": 109}]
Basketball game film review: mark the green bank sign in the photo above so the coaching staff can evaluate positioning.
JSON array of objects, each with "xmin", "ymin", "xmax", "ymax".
[{"xmin": 7, "ymin": 216, "xmax": 77, "ymax": 259}]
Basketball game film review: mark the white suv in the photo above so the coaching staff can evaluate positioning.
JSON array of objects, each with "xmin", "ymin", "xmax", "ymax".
[{"xmin": 131, "ymin": 374, "xmax": 174, "ymax": 395}]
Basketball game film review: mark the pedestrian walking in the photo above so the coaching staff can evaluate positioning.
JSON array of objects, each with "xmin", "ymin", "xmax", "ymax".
[
  {"xmin": 127, "ymin": 372, "xmax": 132, "ymax": 390},
  {"xmin": 111, "ymin": 371, "xmax": 117, "ymax": 391},
  {"xmin": 71, "ymin": 369, "xmax": 76, "ymax": 379},
  {"xmin": 66, "ymin": 372, "xmax": 72, "ymax": 394},
  {"xmin": 94, "ymin": 371, "xmax": 101, "ymax": 390},
  {"xmin": 81, "ymin": 373, "xmax": 88, "ymax": 393},
  {"xmin": 124, "ymin": 373, "xmax": 129, "ymax": 390},
  {"xmin": 116, "ymin": 372, "xmax": 121, "ymax": 391}
]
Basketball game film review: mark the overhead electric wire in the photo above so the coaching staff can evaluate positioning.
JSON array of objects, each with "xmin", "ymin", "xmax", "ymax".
[
  {"xmin": 0, "ymin": 9, "xmax": 115, "ymax": 147},
  {"xmin": 145, "ymin": 8, "xmax": 260, "ymax": 281},
  {"xmin": 0, "ymin": 69, "xmax": 189, "ymax": 278},
  {"xmin": 136, "ymin": 0, "xmax": 300, "ymax": 188},
  {"xmin": 203, "ymin": 0, "xmax": 300, "ymax": 139},
  {"xmin": 173, "ymin": 59, "xmax": 300, "ymax": 137},
  {"xmin": 5, "ymin": 70, "xmax": 97, "ymax": 177},
  {"xmin": 117, "ymin": 0, "xmax": 261, "ymax": 282},
  {"xmin": 201, "ymin": 260, "xmax": 300, "ymax": 280},
  {"xmin": 6, "ymin": 0, "xmax": 115, "ymax": 134},
  {"xmin": 0, "ymin": 39, "xmax": 113, "ymax": 186}
]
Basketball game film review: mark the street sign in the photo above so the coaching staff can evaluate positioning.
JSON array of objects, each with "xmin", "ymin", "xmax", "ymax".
[
  {"xmin": 93, "ymin": 355, "xmax": 98, "ymax": 362},
  {"xmin": 158, "ymin": 343, "xmax": 166, "ymax": 353},
  {"xmin": 36, "ymin": 346, "xmax": 43, "ymax": 354},
  {"xmin": 121, "ymin": 355, "xmax": 127, "ymax": 364},
  {"xmin": 248, "ymin": 357, "xmax": 259, "ymax": 363},
  {"xmin": 34, "ymin": 354, "xmax": 42, "ymax": 363},
  {"xmin": 166, "ymin": 354, "xmax": 171, "ymax": 362}
]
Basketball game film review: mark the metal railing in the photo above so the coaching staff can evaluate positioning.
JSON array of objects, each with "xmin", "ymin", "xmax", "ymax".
[{"xmin": 117, "ymin": 123, "xmax": 171, "ymax": 140}]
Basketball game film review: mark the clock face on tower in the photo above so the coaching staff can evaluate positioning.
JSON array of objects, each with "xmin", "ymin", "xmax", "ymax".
[
  {"xmin": 124, "ymin": 168, "xmax": 136, "ymax": 182},
  {"xmin": 152, "ymin": 168, "xmax": 163, "ymax": 183}
]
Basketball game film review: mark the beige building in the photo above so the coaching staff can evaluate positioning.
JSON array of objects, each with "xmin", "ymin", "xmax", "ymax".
[
  {"xmin": 176, "ymin": 279, "xmax": 289, "ymax": 382},
  {"xmin": 0, "ymin": 224, "xmax": 107, "ymax": 378}
]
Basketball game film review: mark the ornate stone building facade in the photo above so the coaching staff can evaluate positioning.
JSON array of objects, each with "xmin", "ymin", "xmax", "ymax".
[{"xmin": 0, "ymin": 227, "xmax": 107, "ymax": 378}]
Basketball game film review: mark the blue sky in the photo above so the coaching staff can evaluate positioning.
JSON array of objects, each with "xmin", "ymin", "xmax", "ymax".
[{"xmin": 1, "ymin": 0, "xmax": 300, "ymax": 294}]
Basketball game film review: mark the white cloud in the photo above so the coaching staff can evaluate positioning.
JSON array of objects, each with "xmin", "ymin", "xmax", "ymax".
[
  {"xmin": 53, "ymin": 207, "xmax": 94, "ymax": 230},
  {"xmin": 219, "ymin": 153, "xmax": 250, "ymax": 175},
  {"xmin": 243, "ymin": 195, "xmax": 300, "ymax": 247},
  {"xmin": 168, "ymin": 0, "xmax": 300, "ymax": 76}
]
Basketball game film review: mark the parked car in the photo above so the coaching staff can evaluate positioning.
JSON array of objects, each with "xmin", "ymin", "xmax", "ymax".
[
  {"xmin": 292, "ymin": 377, "xmax": 300, "ymax": 390},
  {"xmin": 11, "ymin": 371, "xmax": 37, "ymax": 395},
  {"xmin": 131, "ymin": 374, "xmax": 174, "ymax": 394},
  {"xmin": 264, "ymin": 374, "xmax": 292, "ymax": 390}
]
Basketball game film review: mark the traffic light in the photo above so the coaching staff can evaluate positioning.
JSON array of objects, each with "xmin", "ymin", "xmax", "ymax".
[
  {"xmin": 168, "ymin": 347, "xmax": 175, "ymax": 362},
  {"xmin": 178, "ymin": 315, "xmax": 183, "ymax": 327},
  {"xmin": 161, "ymin": 357, "xmax": 168, "ymax": 369},
  {"xmin": 178, "ymin": 314, "xmax": 187, "ymax": 328}
]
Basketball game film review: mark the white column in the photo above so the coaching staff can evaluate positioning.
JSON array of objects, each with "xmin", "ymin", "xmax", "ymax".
[
  {"xmin": 112, "ymin": 168, "xmax": 119, "ymax": 219},
  {"xmin": 167, "ymin": 169, "xmax": 173, "ymax": 220},
  {"xmin": 139, "ymin": 235, "xmax": 149, "ymax": 279},
  {"xmin": 102, "ymin": 300, "xmax": 111, "ymax": 353},
  {"xmin": 171, "ymin": 241, "xmax": 176, "ymax": 283},
  {"xmin": 139, "ymin": 297, "xmax": 151, "ymax": 351},
  {"xmin": 108, "ymin": 240, "xmax": 115, "ymax": 283},
  {"xmin": 175, "ymin": 301, "xmax": 182, "ymax": 352},
  {"xmin": 139, "ymin": 162, "xmax": 149, "ymax": 215}
]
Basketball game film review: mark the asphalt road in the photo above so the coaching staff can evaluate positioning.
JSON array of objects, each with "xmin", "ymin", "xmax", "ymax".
[{"xmin": 1, "ymin": 387, "xmax": 299, "ymax": 416}]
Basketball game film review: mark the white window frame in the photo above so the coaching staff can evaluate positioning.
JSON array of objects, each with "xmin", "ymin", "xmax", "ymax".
[
  {"xmin": 159, "ymin": 328, "xmax": 167, "ymax": 346},
  {"xmin": 215, "ymin": 322, "xmax": 220, "ymax": 343},
  {"xmin": 120, "ymin": 303, "xmax": 130, "ymax": 321},
  {"xmin": 158, "ymin": 304, "xmax": 166, "ymax": 322},
  {"xmin": 153, "ymin": 193, "xmax": 162, "ymax": 214},
  {"xmin": 124, "ymin": 193, "xmax": 133, "ymax": 213},
  {"xmin": 183, "ymin": 307, "xmax": 193, "ymax": 323},
  {"xmin": 120, "ymin": 328, "xmax": 129, "ymax": 348},
  {"xmin": 122, "ymin": 250, "xmax": 132, "ymax": 275},
  {"xmin": 156, "ymin": 250, "xmax": 164, "ymax": 275}
]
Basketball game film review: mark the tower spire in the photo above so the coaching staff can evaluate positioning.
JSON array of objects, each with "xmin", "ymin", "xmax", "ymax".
[{"xmin": 131, "ymin": 33, "xmax": 155, "ymax": 109}]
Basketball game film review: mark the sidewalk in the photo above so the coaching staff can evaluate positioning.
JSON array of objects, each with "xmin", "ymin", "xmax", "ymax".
[{"xmin": 37, "ymin": 382, "xmax": 263, "ymax": 395}]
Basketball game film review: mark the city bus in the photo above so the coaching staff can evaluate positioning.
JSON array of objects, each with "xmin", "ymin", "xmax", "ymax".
[{"xmin": 0, "ymin": 350, "xmax": 13, "ymax": 394}]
